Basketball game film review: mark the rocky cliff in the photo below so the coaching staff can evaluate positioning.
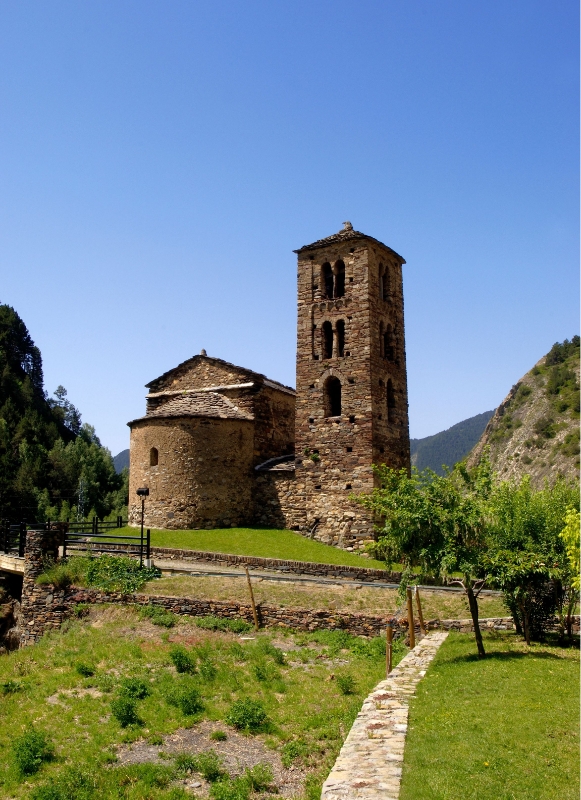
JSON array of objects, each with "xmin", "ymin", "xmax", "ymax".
[{"xmin": 467, "ymin": 338, "xmax": 580, "ymax": 488}]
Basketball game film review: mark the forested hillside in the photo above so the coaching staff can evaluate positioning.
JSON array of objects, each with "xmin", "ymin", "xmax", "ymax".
[
  {"xmin": 410, "ymin": 410, "xmax": 494, "ymax": 474},
  {"xmin": 468, "ymin": 337, "xmax": 580, "ymax": 487},
  {"xmin": 0, "ymin": 304, "xmax": 127, "ymax": 522}
]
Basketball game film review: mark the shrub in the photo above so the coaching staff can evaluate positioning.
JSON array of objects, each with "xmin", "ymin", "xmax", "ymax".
[
  {"xmin": 1, "ymin": 679, "xmax": 22, "ymax": 694},
  {"xmin": 75, "ymin": 662, "xmax": 95, "ymax": 677},
  {"xmin": 73, "ymin": 603, "xmax": 90, "ymax": 618},
  {"xmin": 225, "ymin": 698, "xmax": 268, "ymax": 732},
  {"xmin": 336, "ymin": 674, "xmax": 356, "ymax": 695},
  {"xmin": 139, "ymin": 605, "xmax": 177, "ymax": 628},
  {"xmin": 120, "ymin": 677, "xmax": 150, "ymax": 700},
  {"xmin": 210, "ymin": 730, "xmax": 227, "ymax": 742},
  {"xmin": 169, "ymin": 645, "xmax": 196, "ymax": 674},
  {"xmin": 256, "ymin": 639, "xmax": 286, "ymax": 664},
  {"xmin": 165, "ymin": 680, "xmax": 204, "ymax": 716},
  {"xmin": 199, "ymin": 659, "xmax": 218, "ymax": 681},
  {"xmin": 533, "ymin": 415, "xmax": 556, "ymax": 438},
  {"xmin": 281, "ymin": 740, "xmax": 307, "ymax": 767},
  {"xmin": 12, "ymin": 729, "xmax": 54, "ymax": 776},
  {"xmin": 110, "ymin": 696, "xmax": 141, "ymax": 727},
  {"xmin": 194, "ymin": 615, "xmax": 252, "ymax": 634},
  {"xmin": 36, "ymin": 557, "xmax": 89, "ymax": 589},
  {"xmin": 244, "ymin": 763, "xmax": 273, "ymax": 791},
  {"xmin": 189, "ymin": 750, "xmax": 225, "ymax": 782},
  {"xmin": 86, "ymin": 555, "xmax": 161, "ymax": 594},
  {"xmin": 209, "ymin": 777, "xmax": 250, "ymax": 800},
  {"xmin": 229, "ymin": 642, "xmax": 246, "ymax": 661}
]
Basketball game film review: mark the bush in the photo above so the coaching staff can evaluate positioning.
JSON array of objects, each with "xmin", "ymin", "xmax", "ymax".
[
  {"xmin": 86, "ymin": 554, "xmax": 161, "ymax": 593},
  {"xmin": 225, "ymin": 698, "xmax": 268, "ymax": 732},
  {"xmin": 194, "ymin": 615, "xmax": 252, "ymax": 634},
  {"xmin": 110, "ymin": 696, "xmax": 141, "ymax": 727},
  {"xmin": 281, "ymin": 740, "xmax": 307, "ymax": 767},
  {"xmin": 210, "ymin": 730, "xmax": 227, "ymax": 742},
  {"xmin": 336, "ymin": 674, "xmax": 356, "ymax": 695},
  {"xmin": 120, "ymin": 677, "xmax": 150, "ymax": 700},
  {"xmin": 139, "ymin": 605, "xmax": 177, "ymax": 628},
  {"xmin": 1, "ymin": 679, "xmax": 22, "ymax": 694},
  {"xmin": 75, "ymin": 662, "xmax": 95, "ymax": 677},
  {"xmin": 165, "ymin": 680, "xmax": 204, "ymax": 716},
  {"xmin": 199, "ymin": 659, "xmax": 218, "ymax": 682},
  {"xmin": 184, "ymin": 749, "xmax": 225, "ymax": 782},
  {"xmin": 169, "ymin": 645, "xmax": 196, "ymax": 674},
  {"xmin": 12, "ymin": 729, "xmax": 54, "ymax": 776},
  {"xmin": 244, "ymin": 763, "xmax": 273, "ymax": 791}
]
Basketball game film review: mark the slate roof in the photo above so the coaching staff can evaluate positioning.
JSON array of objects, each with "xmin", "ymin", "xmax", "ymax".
[
  {"xmin": 294, "ymin": 222, "xmax": 405, "ymax": 262},
  {"xmin": 145, "ymin": 354, "xmax": 295, "ymax": 395},
  {"xmin": 128, "ymin": 392, "xmax": 253, "ymax": 426}
]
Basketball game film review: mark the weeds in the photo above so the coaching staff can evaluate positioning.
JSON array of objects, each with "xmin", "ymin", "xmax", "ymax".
[
  {"xmin": 210, "ymin": 730, "xmax": 228, "ymax": 742},
  {"xmin": 169, "ymin": 645, "xmax": 196, "ymax": 674},
  {"xmin": 336, "ymin": 674, "xmax": 356, "ymax": 695},
  {"xmin": 75, "ymin": 662, "xmax": 95, "ymax": 677},
  {"xmin": 165, "ymin": 679, "xmax": 204, "ymax": 716},
  {"xmin": 194, "ymin": 615, "xmax": 252, "ymax": 634},
  {"xmin": 119, "ymin": 677, "xmax": 150, "ymax": 700},
  {"xmin": 110, "ymin": 696, "xmax": 141, "ymax": 727},
  {"xmin": 225, "ymin": 698, "xmax": 268, "ymax": 732},
  {"xmin": 139, "ymin": 605, "xmax": 177, "ymax": 628},
  {"xmin": 12, "ymin": 729, "xmax": 54, "ymax": 777}
]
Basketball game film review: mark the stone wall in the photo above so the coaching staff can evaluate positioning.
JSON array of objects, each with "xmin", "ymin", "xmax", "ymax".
[
  {"xmin": 253, "ymin": 469, "xmax": 307, "ymax": 531},
  {"xmin": 129, "ymin": 416, "xmax": 255, "ymax": 529}
]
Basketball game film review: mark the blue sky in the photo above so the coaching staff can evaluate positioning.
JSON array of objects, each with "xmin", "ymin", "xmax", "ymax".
[{"xmin": 0, "ymin": 1, "xmax": 578, "ymax": 455}]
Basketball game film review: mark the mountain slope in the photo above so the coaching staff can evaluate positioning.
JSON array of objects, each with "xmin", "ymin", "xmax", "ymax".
[
  {"xmin": 113, "ymin": 449, "xmax": 129, "ymax": 473},
  {"xmin": 468, "ymin": 338, "xmax": 580, "ymax": 488},
  {"xmin": 410, "ymin": 410, "xmax": 494, "ymax": 474}
]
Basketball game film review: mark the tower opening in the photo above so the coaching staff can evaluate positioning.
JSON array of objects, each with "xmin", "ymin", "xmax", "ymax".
[
  {"xmin": 336, "ymin": 319, "xmax": 345, "ymax": 357},
  {"xmin": 324, "ymin": 376, "xmax": 342, "ymax": 417},
  {"xmin": 381, "ymin": 265, "xmax": 391, "ymax": 300},
  {"xmin": 322, "ymin": 321, "xmax": 333, "ymax": 359},
  {"xmin": 387, "ymin": 380, "xmax": 396, "ymax": 423},
  {"xmin": 149, "ymin": 447, "xmax": 159, "ymax": 466},
  {"xmin": 334, "ymin": 260, "xmax": 345, "ymax": 298},
  {"xmin": 384, "ymin": 325, "xmax": 394, "ymax": 361},
  {"xmin": 322, "ymin": 263, "xmax": 334, "ymax": 299}
]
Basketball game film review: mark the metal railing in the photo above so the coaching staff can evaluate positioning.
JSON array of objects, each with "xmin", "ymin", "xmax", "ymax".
[{"xmin": 63, "ymin": 527, "xmax": 150, "ymax": 565}]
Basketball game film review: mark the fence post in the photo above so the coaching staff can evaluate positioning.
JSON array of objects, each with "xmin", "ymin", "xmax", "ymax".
[
  {"xmin": 244, "ymin": 566, "xmax": 260, "ymax": 631},
  {"xmin": 93, "ymin": 516, "xmax": 97, "ymax": 536},
  {"xmin": 386, "ymin": 619, "xmax": 394, "ymax": 676},
  {"xmin": 146, "ymin": 529, "xmax": 150, "ymax": 562},
  {"xmin": 406, "ymin": 586, "xmax": 415, "ymax": 649},
  {"xmin": 415, "ymin": 586, "xmax": 426, "ymax": 635},
  {"xmin": 18, "ymin": 523, "xmax": 26, "ymax": 558}
]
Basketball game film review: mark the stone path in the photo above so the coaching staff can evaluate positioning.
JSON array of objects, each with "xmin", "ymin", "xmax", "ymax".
[{"xmin": 321, "ymin": 631, "xmax": 449, "ymax": 799}]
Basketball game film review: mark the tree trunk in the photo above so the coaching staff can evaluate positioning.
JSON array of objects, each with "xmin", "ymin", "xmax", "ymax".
[{"xmin": 466, "ymin": 581, "xmax": 485, "ymax": 658}]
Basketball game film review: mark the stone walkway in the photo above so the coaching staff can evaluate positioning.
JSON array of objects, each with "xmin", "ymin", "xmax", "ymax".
[{"xmin": 321, "ymin": 631, "xmax": 449, "ymax": 799}]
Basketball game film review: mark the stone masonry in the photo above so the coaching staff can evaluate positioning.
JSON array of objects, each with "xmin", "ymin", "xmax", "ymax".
[
  {"xmin": 321, "ymin": 632, "xmax": 449, "ymax": 800},
  {"xmin": 128, "ymin": 223, "xmax": 410, "ymax": 549}
]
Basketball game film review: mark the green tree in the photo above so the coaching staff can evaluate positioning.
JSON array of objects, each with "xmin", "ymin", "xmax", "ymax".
[{"xmin": 356, "ymin": 460, "xmax": 491, "ymax": 657}]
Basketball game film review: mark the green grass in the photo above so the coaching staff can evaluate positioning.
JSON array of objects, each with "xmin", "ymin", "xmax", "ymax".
[
  {"xmin": 0, "ymin": 605, "xmax": 405, "ymax": 798},
  {"xmin": 400, "ymin": 631, "xmax": 580, "ymax": 800},
  {"xmin": 119, "ymin": 525, "xmax": 388, "ymax": 569}
]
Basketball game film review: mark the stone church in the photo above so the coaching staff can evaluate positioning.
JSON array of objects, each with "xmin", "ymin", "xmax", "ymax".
[{"xmin": 128, "ymin": 222, "xmax": 410, "ymax": 550}]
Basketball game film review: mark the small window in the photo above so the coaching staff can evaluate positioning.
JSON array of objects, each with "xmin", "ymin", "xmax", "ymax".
[
  {"xmin": 346, "ymin": 446, "xmax": 353, "ymax": 452},
  {"xmin": 381, "ymin": 265, "xmax": 391, "ymax": 301},
  {"xmin": 387, "ymin": 380, "xmax": 396, "ymax": 423},
  {"xmin": 322, "ymin": 263, "xmax": 334, "ymax": 298},
  {"xmin": 336, "ymin": 319, "xmax": 345, "ymax": 357},
  {"xmin": 334, "ymin": 260, "xmax": 346, "ymax": 298},
  {"xmin": 149, "ymin": 447, "xmax": 159, "ymax": 467},
  {"xmin": 345, "ymin": 484, "xmax": 352, "ymax": 490},
  {"xmin": 324, "ymin": 376, "xmax": 342, "ymax": 417},
  {"xmin": 322, "ymin": 321, "xmax": 333, "ymax": 359}
]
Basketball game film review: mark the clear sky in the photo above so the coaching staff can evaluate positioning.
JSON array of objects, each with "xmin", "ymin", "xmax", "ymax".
[{"xmin": 0, "ymin": 1, "xmax": 578, "ymax": 455}]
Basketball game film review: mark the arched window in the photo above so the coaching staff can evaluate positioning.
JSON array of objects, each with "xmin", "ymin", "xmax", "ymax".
[
  {"xmin": 324, "ymin": 376, "xmax": 342, "ymax": 417},
  {"xmin": 322, "ymin": 263, "xmax": 334, "ymax": 299},
  {"xmin": 387, "ymin": 380, "xmax": 396, "ymax": 423},
  {"xmin": 322, "ymin": 321, "xmax": 333, "ymax": 359},
  {"xmin": 150, "ymin": 447, "xmax": 159, "ymax": 467},
  {"xmin": 336, "ymin": 319, "xmax": 345, "ymax": 357},
  {"xmin": 381, "ymin": 265, "xmax": 390, "ymax": 301},
  {"xmin": 383, "ymin": 325, "xmax": 394, "ymax": 361},
  {"xmin": 379, "ymin": 321, "xmax": 384, "ymax": 357},
  {"xmin": 334, "ymin": 260, "xmax": 345, "ymax": 298}
]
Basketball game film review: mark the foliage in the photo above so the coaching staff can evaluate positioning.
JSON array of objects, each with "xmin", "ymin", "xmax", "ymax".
[
  {"xmin": 11, "ymin": 729, "xmax": 54, "ymax": 776},
  {"xmin": 194, "ymin": 615, "xmax": 252, "ymax": 634},
  {"xmin": 139, "ymin": 604, "xmax": 177, "ymax": 627},
  {"xmin": 225, "ymin": 698, "xmax": 268, "ymax": 732},
  {"xmin": 119, "ymin": 677, "xmax": 150, "ymax": 700},
  {"xmin": 169, "ymin": 645, "xmax": 197, "ymax": 674},
  {"xmin": 75, "ymin": 662, "xmax": 95, "ymax": 677},
  {"xmin": 243, "ymin": 763, "xmax": 274, "ymax": 791},
  {"xmin": 165, "ymin": 679, "xmax": 204, "ymax": 716},
  {"xmin": 560, "ymin": 507, "xmax": 580, "ymax": 592},
  {"xmin": 545, "ymin": 336, "xmax": 580, "ymax": 366},
  {"xmin": 409, "ymin": 409, "xmax": 494, "ymax": 475},
  {"xmin": 110, "ymin": 696, "xmax": 141, "ymax": 727},
  {"xmin": 175, "ymin": 749, "xmax": 225, "ymax": 782},
  {"xmin": 210, "ymin": 729, "xmax": 228, "ymax": 742},
  {"xmin": 85, "ymin": 554, "xmax": 161, "ymax": 593},
  {"xmin": 336, "ymin": 674, "xmax": 356, "ymax": 695}
]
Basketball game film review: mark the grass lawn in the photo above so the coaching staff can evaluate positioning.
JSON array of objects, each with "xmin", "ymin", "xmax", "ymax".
[
  {"xmin": 400, "ymin": 631, "xmax": 580, "ymax": 800},
  {"xmin": 0, "ymin": 605, "xmax": 405, "ymax": 799},
  {"xmin": 145, "ymin": 575, "xmax": 509, "ymax": 620},
  {"xmin": 118, "ymin": 525, "xmax": 388, "ymax": 569}
]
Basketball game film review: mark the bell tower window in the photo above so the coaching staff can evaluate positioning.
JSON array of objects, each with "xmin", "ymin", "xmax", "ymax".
[
  {"xmin": 324, "ymin": 376, "xmax": 342, "ymax": 417},
  {"xmin": 384, "ymin": 325, "xmax": 394, "ymax": 361},
  {"xmin": 322, "ymin": 263, "xmax": 334, "ymax": 299},
  {"xmin": 322, "ymin": 321, "xmax": 333, "ymax": 359},
  {"xmin": 336, "ymin": 319, "xmax": 345, "ymax": 357},
  {"xmin": 149, "ymin": 447, "xmax": 159, "ymax": 467},
  {"xmin": 334, "ymin": 260, "xmax": 345, "ymax": 298}
]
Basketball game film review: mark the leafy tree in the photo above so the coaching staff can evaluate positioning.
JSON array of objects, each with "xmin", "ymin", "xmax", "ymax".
[{"xmin": 356, "ymin": 460, "xmax": 491, "ymax": 657}]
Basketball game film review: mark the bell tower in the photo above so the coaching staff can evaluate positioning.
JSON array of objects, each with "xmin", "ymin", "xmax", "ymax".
[{"xmin": 294, "ymin": 222, "xmax": 410, "ymax": 549}]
